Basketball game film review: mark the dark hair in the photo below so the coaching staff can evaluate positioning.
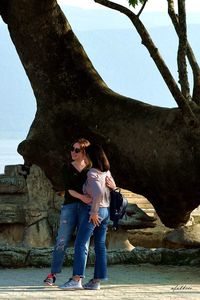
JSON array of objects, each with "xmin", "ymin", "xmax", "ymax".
[{"xmin": 85, "ymin": 144, "xmax": 110, "ymax": 172}]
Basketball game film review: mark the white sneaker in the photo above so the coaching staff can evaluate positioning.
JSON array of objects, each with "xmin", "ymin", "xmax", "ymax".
[
  {"xmin": 83, "ymin": 279, "xmax": 100, "ymax": 290},
  {"xmin": 59, "ymin": 278, "xmax": 83, "ymax": 290}
]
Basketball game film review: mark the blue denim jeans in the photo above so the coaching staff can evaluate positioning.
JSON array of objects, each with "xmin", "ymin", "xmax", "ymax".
[
  {"xmin": 73, "ymin": 204, "xmax": 110, "ymax": 280},
  {"xmin": 51, "ymin": 202, "xmax": 89, "ymax": 274}
]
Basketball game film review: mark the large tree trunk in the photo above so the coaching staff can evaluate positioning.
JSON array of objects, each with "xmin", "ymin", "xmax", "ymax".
[{"xmin": 1, "ymin": 0, "xmax": 200, "ymax": 228}]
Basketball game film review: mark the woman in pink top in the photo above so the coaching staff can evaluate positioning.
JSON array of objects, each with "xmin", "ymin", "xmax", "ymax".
[{"xmin": 59, "ymin": 144, "xmax": 116, "ymax": 290}]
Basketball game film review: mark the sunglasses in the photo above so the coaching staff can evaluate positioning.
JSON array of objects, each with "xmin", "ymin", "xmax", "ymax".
[{"xmin": 70, "ymin": 147, "xmax": 82, "ymax": 153}]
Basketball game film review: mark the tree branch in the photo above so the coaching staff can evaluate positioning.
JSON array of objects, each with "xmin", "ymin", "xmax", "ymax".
[
  {"xmin": 137, "ymin": 0, "xmax": 148, "ymax": 17},
  {"xmin": 0, "ymin": 0, "xmax": 10, "ymax": 23},
  {"xmin": 94, "ymin": 0, "xmax": 197, "ymax": 124},
  {"xmin": 177, "ymin": 0, "xmax": 191, "ymax": 100},
  {"xmin": 167, "ymin": 0, "xmax": 200, "ymax": 104}
]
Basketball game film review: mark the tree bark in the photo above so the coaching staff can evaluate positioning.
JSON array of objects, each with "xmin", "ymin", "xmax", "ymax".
[
  {"xmin": 1, "ymin": 0, "xmax": 200, "ymax": 228},
  {"xmin": 177, "ymin": 0, "xmax": 190, "ymax": 100}
]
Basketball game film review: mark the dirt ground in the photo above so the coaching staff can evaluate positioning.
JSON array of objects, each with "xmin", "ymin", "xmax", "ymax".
[{"xmin": 0, "ymin": 264, "xmax": 200, "ymax": 299}]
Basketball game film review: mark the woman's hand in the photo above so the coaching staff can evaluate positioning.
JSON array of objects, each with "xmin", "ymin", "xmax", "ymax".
[
  {"xmin": 106, "ymin": 176, "xmax": 116, "ymax": 190},
  {"xmin": 56, "ymin": 191, "xmax": 65, "ymax": 197},
  {"xmin": 89, "ymin": 214, "xmax": 101, "ymax": 226},
  {"xmin": 68, "ymin": 190, "xmax": 92, "ymax": 204},
  {"xmin": 81, "ymin": 195, "xmax": 92, "ymax": 204}
]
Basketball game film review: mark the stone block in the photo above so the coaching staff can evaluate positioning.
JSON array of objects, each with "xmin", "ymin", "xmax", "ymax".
[
  {"xmin": 23, "ymin": 218, "xmax": 53, "ymax": 247},
  {"xmin": 0, "ymin": 246, "xmax": 28, "ymax": 267},
  {"xmin": 0, "ymin": 224, "xmax": 24, "ymax": 245},
  {"xmin": 4, "ymin": 165, "xmax": 22, "ymax": 177},
  {"xmin": 0, "ymin": 204, "xmax": 25, "ymax": 224},
  {"xmin": 164, "ymin": 224, "xmax": 200, "ymax": 248},
  {"xmin": 0, "ymin": 193, "xmax": 28, "ymax": 205},
  {"xmin": 0, "ymin": 175, "xmax": 27, "ymax": 194}
]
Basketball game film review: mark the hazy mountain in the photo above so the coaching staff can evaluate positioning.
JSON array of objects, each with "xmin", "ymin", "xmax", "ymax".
[
  {"xmin": 1, "ymin": 9, "xmax": 200, "ymax": 139},
  {"xmin": 0, "ymin": 25, "xmax": 36, "ymax": 139},
  {"xmin": 61, "ymin": 6, "xmax": 200, "ymax": 30}
]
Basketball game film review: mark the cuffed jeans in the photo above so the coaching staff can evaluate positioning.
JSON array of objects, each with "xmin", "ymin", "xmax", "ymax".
[
  {"xmin": 73, "ymin": 204, "xmax": 109, "ymax": 280},
  {"xmin": 51, "ymin": 202, "xmax": 89, "ymax": 274}
]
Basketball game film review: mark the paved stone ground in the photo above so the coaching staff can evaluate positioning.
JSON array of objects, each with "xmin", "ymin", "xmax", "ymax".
[{"xmin": 0, "ymin": 264, "xmax": 200, "ymax": 299}]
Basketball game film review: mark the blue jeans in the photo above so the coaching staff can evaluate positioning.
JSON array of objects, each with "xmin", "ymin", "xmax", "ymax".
[
  {"xmin": 51, "ymin": 202, "xmax": 89, "ymax": 274},
  {"xmin": 73, "ymin": 204, "xmax": 110, "ymax": 280}
]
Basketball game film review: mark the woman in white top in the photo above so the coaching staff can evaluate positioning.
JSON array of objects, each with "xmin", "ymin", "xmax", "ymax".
[{"xmin": 59, "ymin": 144, "xmax": 116, "ymax": 290}]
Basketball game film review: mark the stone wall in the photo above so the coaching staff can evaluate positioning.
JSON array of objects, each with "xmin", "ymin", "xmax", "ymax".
[
  {"xmin": 120, "ymin": 189, "xmax": 200, "ymax": 249},
  {"xmin": 0, "ymin": 164, "xmax": 62, "ymax": 247},
  {"xmin": 1, "ymin": 246, "xmax": 200, "ymax": 268},
  {"xmin": 1, "ymin": 164, "xmax": 200, "ymax": 250}
]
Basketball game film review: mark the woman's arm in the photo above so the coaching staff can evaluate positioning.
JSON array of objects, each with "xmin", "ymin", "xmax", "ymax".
[
  {"xmin": 87, "ymin": 175, "xmax": 106, "ymax": 226},
  {"xmin": 87, "ymin": 174, "xmax": 103, "ymax": 215},
  {"xmin": 68, "ymin": 190, "xmax": 92, "ymax": 204}
]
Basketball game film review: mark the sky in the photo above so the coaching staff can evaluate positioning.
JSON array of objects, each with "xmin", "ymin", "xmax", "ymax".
[{"xmin": 58, "ymin": 0, "xmax": 200, "ymax": 12}]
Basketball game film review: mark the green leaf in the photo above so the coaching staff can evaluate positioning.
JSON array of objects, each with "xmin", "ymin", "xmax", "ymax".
[{"xmin": 128, "ymin": 0, "xmax": 147, "ymax": 9}]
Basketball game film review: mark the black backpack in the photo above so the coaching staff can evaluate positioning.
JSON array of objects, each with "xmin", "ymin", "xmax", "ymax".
[{"xmin": 110, "ymin": 189, "xmax": 128, "ymax": 230}]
